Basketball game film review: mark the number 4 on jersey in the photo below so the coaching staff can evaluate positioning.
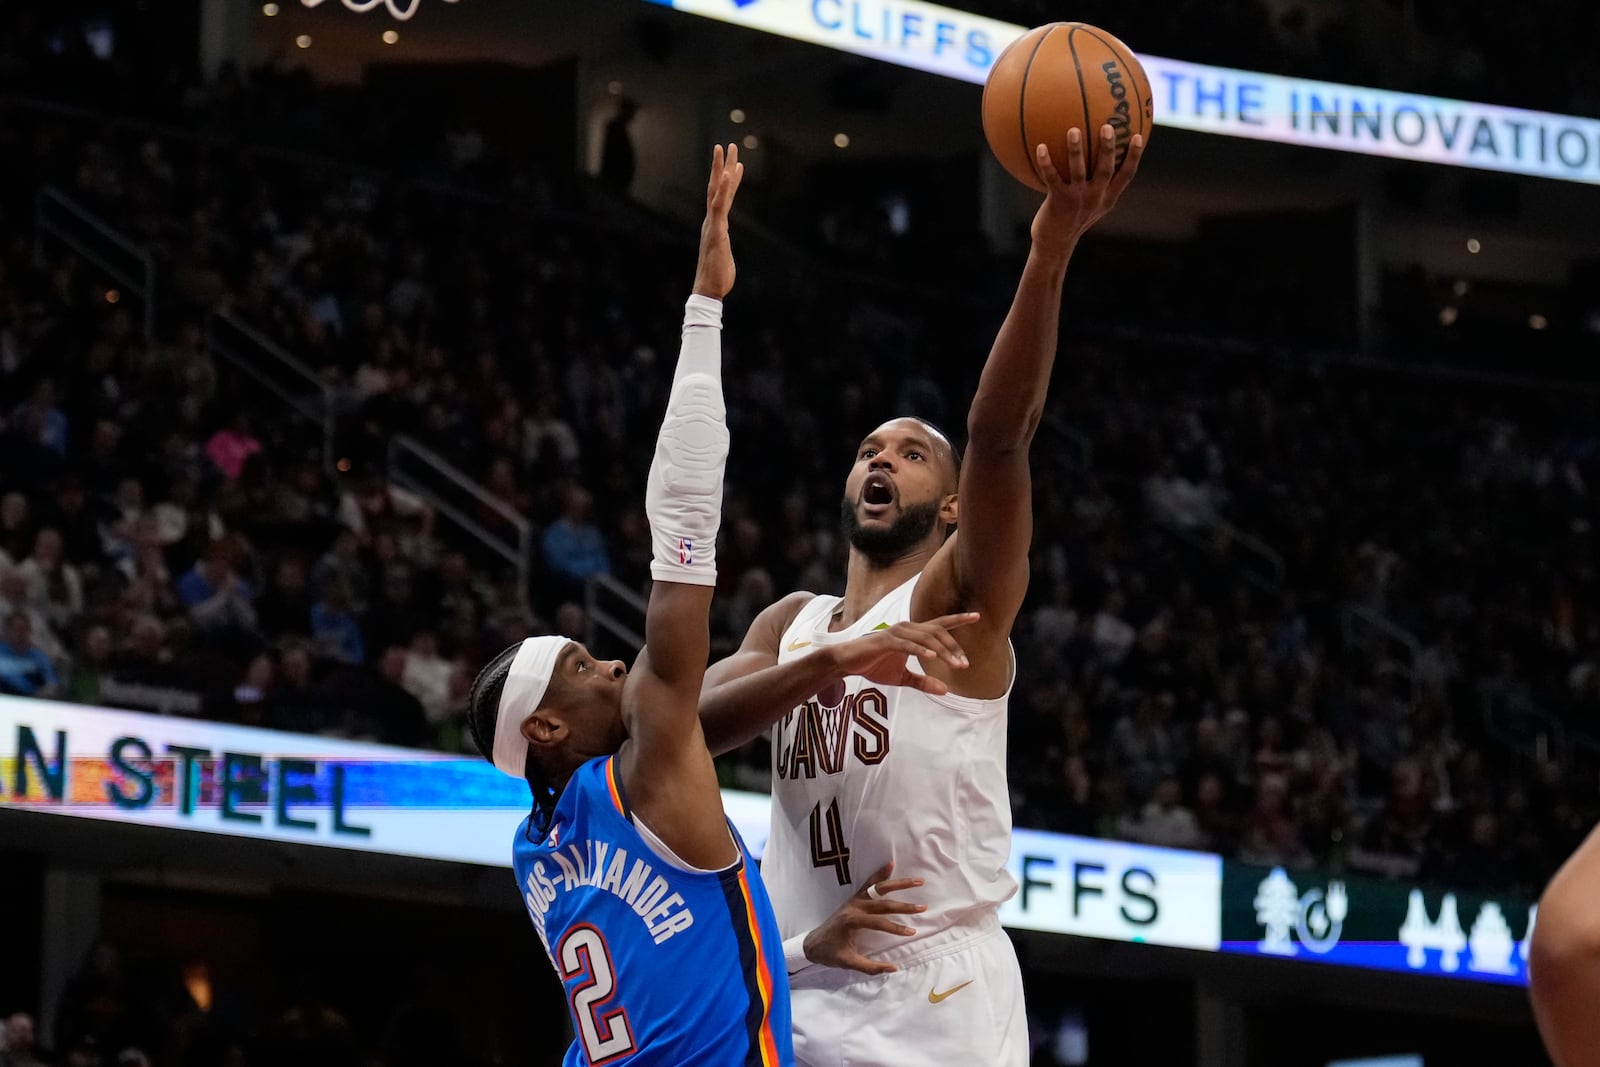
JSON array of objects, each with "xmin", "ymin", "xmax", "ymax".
[{"xmin": 809, "ymin": 797, "xmax": 852, "ymax": 886}]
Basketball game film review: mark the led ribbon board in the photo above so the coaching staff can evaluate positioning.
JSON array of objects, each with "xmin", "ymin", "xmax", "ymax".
[
  {"xmin": 0, "ymin": 698, "xmax": 1537, "ymax": 986},
  {"xmin": 1001, "ymin": 827, "xmax": 1223, "ymax": 950},
  {"xmin": 0, "ymin": 695, "xmax": 770, "ymax": 865},
  {"xmin": 645, "ymin": 0, "xmax": 1600, "ymax": 185},
  {"xmin": 1220, "ymin": 860, "xmax": 1535, "ymax": 987}
]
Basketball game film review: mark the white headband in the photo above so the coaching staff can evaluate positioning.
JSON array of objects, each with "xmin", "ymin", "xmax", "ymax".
[{"xmin": 492, "ymin": 636, "xmax": 571, "ymax": 779}]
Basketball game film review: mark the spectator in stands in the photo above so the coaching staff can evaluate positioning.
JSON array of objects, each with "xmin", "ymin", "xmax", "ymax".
[
  {"xmin": 432, "ymin": 552, "xmax": 485, "ymax": 630},
  {"xmin": 1144, "ymin": 454, "xmax": 1218, "ymax": 529},
  {"xmin": 720, "ymin": 567, "xmax": 774, "ymax": 651},
  {"xmin": 1, "ymin": 1011, "xmax": 51, "ymax": 1067},
  {"xmin": 101, "ymin": 478, "xmax": 147, "ymax": 564},
  {"xmin": 0, "ymin": 493, "xmax": 34, "ymax": 564},
  {"xmin": 310, "ymin": 530, "xmax": 370, "ymax": 609},
  {"xmin": 16, "ymin": 528, "xmax": 83, "ymax": 631},
  {"xmin": 547, "ymin": 602, "xmax": 584, "ymax": 645},
  {"xmin": 1128, "ymin": 775, "xmax": 1204, "ymax": 850},
  {"xmin": 364, "ymin": 645, "xmax": 430, "ymax": 748},
  {"xmin": 267, "ymin": 643, "xmax": 332, "ymax": 735},
  {"xmin": 309, "ymin": 582, "xmax": 365, "ymax": 666},
  {"xmin": 598, "ymin": 97, "xmax": 639, "ymax": 196},
  {"xmin": 204, "ymin": 413, "xmax": 263, "ymax": 483},
  {"xmin": 523, "ymin": 393, "xmax": 581, "ymax": 468},
  {"xmin": 45, "ymin": 478, "xmax": 103, "ymax": 576},
  {"xmin": 336, "ymin": 475, "xmax": 433, "ymax": 546},
  {"xmin": 1191, "ymin": 773, "xmax": 1238, "ymax": 853},
  {"xmin": 0, "ymin": 572, "xmax": 62, "ymax": 665},
  {"xmin": 112, "ymin": 616, "xmax": 173, "ymax": 678},
  {"xmin": 1350, "ymin": 758, "xmax": 1434, "ymax": 878},
  {"xmin": 1109, "ymin": 693, "xmax": 1179, "ymax": 801},
  {"xmin": 1239, "ymin": 772, "xmax": 1313, "ymax": 869},
  {"xmin": 231, "ymin": 652, "xmax": 275, "ymax": 727},
  {"xmin": 1091, "ymin": 590, "xmax": 1136, "ymax": 666},
  {"xmin": 539, "ymin": 485, "xmax": 609, "ymax": 597},
  {"xmin": 400, "ymin": 630, "xmax": 453, "ymax": 726},
  {"xmin": 256, "ymin": 556, "xmax": 312, "ymax": 638},
  {"xmin": 177, "ymin": 543, "xmax": 258, "ymax": 641},
  {"xmin": 11, "ymin": 380, "xmax": 67, "ymax": 458},
  {"xmin": 367, "ymin": 562, "xmax": 427, "ymax": 653},
  {"xmin": 67, "ymin": 624, "xmax": 114, "ymax": 705}
]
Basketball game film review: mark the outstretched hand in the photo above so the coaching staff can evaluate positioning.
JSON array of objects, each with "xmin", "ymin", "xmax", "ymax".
[
  {"xmin": 1030, "ymin": 124, "xmax": 1144, "ymax": 259},
  {"xmin": 693, "ymin": 143, "xmax": 745, "ymax": 300},
  {"xmin": 803, "ymin": 862, "xmax": 926, "ymax": 975},
  {"xmin": 826, "ymin": 613, "xmax": 981, "ymax": 697}
]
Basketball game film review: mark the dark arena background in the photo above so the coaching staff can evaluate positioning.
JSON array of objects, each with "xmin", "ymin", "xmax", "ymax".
[{"xmin": 1, "ymin": 0, "xmax": 1598, "ymax": 1064}]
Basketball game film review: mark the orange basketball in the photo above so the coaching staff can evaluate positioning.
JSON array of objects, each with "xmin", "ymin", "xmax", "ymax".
[{"xmin": 981, "ymin": 23, "xmax": 1154, "ymax": 191}]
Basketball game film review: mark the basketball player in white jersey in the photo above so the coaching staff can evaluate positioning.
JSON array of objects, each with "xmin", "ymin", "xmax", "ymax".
[
  {"xmin": 1530, "ymin": 821, "xmax": 1600, "ymax": 1067},
  {"xmin": 698, "ymin": 125, "xmax": 1145, "ymax": 1066}
]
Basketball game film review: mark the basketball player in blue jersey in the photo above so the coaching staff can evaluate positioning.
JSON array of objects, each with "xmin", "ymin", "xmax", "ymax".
[
  {"xmin": 465, "ymin": 146, "xmax": 970, "ymax": 1067},
  {"xmin": 696, "ymin": 125, "xmax": 1145, "ymax": 1066},
  {"xmin": 1531, "ymin": 822, "xmax": 1600, "ymax": 1067},
  {"xmin": 463, "ymin": 145, "xmax": 797, "ymax": 1067}
]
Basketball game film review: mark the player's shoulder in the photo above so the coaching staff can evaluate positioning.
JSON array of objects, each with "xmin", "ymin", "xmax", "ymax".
[
  {"xmin": 769, "ymin": 589, "xmax": 819, "ymax": 623},
  {"xmin": 749, "ymin": 591, "xmax": 819, "ymax": 644}
]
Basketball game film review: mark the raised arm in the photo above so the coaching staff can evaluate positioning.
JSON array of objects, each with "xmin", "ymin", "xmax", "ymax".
[
  {"xmin": 617, "ymin": 145, "xmax": 743, "ymax": 867},
  {"xmin": 700, "ymin": 598, "xmax": 980, "ymax": 757},
  {"xmin": 1531, "ymin": 821, "xmax": 1600, "ymax": 1067},
  {"xmin": 699, "ymin": 592, "xmax": 818, "ymax": 755},
  {"xmin": 916, "ymin": 126, "xmax": 1143, "ymax": 693}
]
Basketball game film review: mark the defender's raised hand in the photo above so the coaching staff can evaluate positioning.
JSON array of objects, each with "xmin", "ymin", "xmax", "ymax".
[
  {"xmin": 826, "ymin": 613, "xmax": 982, "ymax": 697},
  {"xmin": 1030, "ymin": 124, "xmax": 1144, "ymax": 259},
  {"xmin": 693, "ymin": 143, "xmax": 745, "ymax": 300}
]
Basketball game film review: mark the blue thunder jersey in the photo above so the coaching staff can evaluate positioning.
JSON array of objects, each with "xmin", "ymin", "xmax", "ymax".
[{"xmin": 512, "ymin": 755, "xmax": 794, "ymax": 1067}]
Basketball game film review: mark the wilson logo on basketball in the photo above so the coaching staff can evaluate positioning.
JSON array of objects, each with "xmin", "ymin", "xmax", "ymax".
[{"xmin": 1102, "ymin": 61, "xmax": 1134, "ymax": 164}]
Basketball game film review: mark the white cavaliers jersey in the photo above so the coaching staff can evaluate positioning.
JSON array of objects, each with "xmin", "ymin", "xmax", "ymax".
[{"xmin": 764, "ymin": 573, "xmax": 1017, "ymax": 954}]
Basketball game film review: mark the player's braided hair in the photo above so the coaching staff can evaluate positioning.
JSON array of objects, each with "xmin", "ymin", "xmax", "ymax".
[{"xmin": 468, "ymin": 643, "xmax": 562, "ymax": 840}]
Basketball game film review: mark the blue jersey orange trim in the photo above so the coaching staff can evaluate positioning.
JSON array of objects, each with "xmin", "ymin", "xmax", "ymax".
[
  {"xmin": 718, "ymin": 857, "xmax": 782, "ymax": 1067},
  {"xmin": 604, "ymin": 755, "xmax": 630, "ymax": 820}
]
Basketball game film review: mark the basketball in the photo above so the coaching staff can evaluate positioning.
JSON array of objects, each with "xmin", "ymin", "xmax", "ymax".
[{"xmin": 981, "ymin": 23, "xmax": 1154, "ymax": 191}]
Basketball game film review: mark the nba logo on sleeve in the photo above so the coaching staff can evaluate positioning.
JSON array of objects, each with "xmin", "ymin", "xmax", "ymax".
[{"xmin": 679, "ymin": 538, "xmax": 693, "ymax": 565}]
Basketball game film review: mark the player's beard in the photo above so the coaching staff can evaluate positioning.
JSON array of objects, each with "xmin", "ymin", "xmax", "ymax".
[{"xmin": 840, "ymin": 497, "xmax": 941, "ymax": 565}]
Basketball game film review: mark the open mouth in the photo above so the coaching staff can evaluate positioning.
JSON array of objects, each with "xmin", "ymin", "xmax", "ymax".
[{"xmin": 861, "ymin": 474, "xmax": 895, "ymax": 510}]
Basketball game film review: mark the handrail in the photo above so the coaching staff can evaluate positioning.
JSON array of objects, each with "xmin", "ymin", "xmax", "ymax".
[
  {"xmin": 1339, "ymin": 603, "xmax": 1420, "ymax": 708},
  {"xmin": 1340, "ymin": 603, "xmax": 1422, "ymax": 662},
  {"xmin": 1151, "ymin": 508, "xmax": 1286, "ymax": 593},
  {"xmin": 584, "ymin": 573, "xmax": 647, "ymax": 654},
  {"xmin": 1214, "ymin": 517, "xmax": 1287, "ymax": 588},
  {"xmin": 206, "ymin": 311, "xmax": 337, "ymax": 475},
  {"xmin": 1481, "ymin": 692, "xmax": 1566, "ymax": 773},
  {"xmin": 16, "ymin": 94, "xmax": 1600, "ymax": 400},
  {"xmin": 5, "ymin": 92, "xmax": 601, "ymax": 238},
  {"xmin": 385, "ymin": 434, "xmax": 533, "ymax": 608},
  {"xmin": 34, "ymin": 185, "xmax": 156, "ymax": 347}
]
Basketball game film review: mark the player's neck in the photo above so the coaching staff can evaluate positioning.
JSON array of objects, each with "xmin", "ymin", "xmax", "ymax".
[{"xmin": 834, "ymin": 548, "xmax": 932, "ymax": 631}]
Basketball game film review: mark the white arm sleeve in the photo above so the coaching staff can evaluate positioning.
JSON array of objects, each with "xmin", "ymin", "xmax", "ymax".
[{"xmin": 646, "ymin": 295, "xmax": 729, "ymax": 587}]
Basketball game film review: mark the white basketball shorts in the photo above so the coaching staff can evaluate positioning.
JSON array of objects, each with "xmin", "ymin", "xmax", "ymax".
[{"xmin": 788, "ymin": 914, "xmax": 1027, "ymax": 1067}]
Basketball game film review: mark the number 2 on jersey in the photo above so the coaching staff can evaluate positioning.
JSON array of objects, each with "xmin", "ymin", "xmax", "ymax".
[
  {"xmin": 809, "ymin": 797, "xmax": 852, "ymax": 886},
  {"xmin": 558, "ymin": 924, "xmax": 636, "ymax": 1064}
]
